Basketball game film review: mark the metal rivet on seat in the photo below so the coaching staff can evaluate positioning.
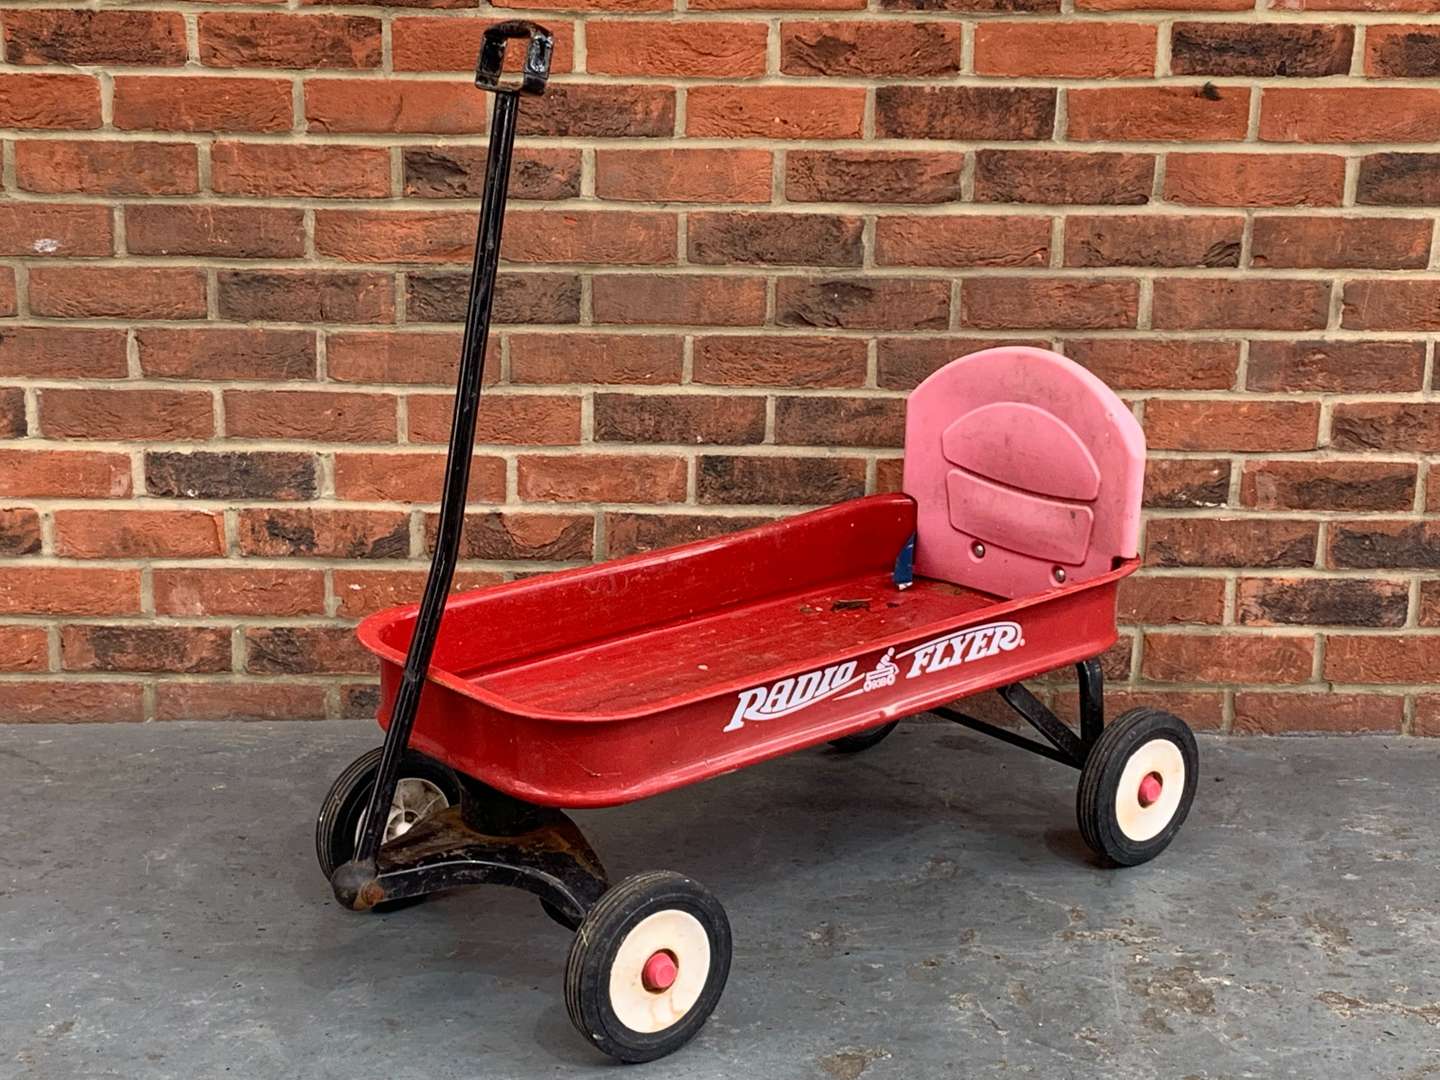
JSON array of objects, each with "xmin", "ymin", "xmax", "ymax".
[
  {"xmin": 971, "ymin": 542, "xmax": 986, "ymax": 558},
  {"xmin": 1053, "ymin": 566, "xmax": 1067, "ymax": 583}
]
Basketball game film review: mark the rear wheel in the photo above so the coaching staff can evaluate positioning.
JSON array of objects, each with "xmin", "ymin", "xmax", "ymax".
[
  {"xmin": 828, "ymin": 720, "xmax": 899, "ymax": 754},
  {"xmin": 565, "ymin": 871, "xmax": 732, "ymax": 1063},
  {"xmin": 315, "ymin": 747, "xmax": 462, "ymax": 907},
  {"xmin": 1077, "ymin": 708, "xmax": 1197, "ymax": 867}
]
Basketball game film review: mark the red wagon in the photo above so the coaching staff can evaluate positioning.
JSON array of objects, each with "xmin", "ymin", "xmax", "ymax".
[{"xmin": 316, "ymin": 22, "xmax": 1199, "ymax": 1064}]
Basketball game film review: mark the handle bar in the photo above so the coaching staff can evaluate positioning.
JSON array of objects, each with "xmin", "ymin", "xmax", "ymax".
[{"xmin": 476, "ymin": 20, "xmax": 553, "ymax": 96}]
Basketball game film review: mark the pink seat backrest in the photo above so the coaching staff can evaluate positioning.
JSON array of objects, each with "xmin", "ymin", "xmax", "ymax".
[{"xmin": 902, "ymin": 346, "xmax": 1145, "ymax": 599}]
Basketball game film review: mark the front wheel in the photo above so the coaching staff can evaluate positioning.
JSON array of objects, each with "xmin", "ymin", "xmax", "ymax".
[
  {"xmin": 565, "ymin": 871, "xmax": 732, "ymax": 1063},
  {"xmin": 1077, "ymin": 708, "xmax": 1197, "ymax": 867}
]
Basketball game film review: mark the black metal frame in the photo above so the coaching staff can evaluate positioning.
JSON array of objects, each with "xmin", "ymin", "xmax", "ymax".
[{"xmin": 933, "ymin": 658, "xmax": 1105, "ymax": 769}]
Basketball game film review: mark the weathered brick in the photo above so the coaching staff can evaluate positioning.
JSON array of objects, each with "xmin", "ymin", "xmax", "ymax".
[
  {"xmin": 1, "ymin": 328, "xmax": 129, "ymax": 379},
  {"xmin": 199, "ymin": 13, "xmax": 381, "ymax": 68},
  {"xmin": 224, "ymin": 390, "xmax": 396, "ymax": 443},
  {"xmin": 1064, "ymin": 215, "xmax": 1242, "ymax": 268},
  {"xmin": 1332, "ymin": 403, "xmax": 1440, "ymax": 452},
  {"xmin": 605, "ymin": 512, "xmax": 773, "ymax": 557},
  {"xmin": 597, "ymin": 148, "xmax": 771, "ymax": 203},
  {"xmin": 1171, "ymin": 23, "xmax": 1353, "ymax": 76},
  {"xmin": 403, "ymin": 147, "xmax": 581, "ymax": 200},
  {"xmin": 1062, "ymin": 339, "xmax": 1237, "ymax": 390},
  {"xmin": 1357, "ymin": 153, "xmax": 1440, "ymax": 206},
  {"xmin": 145, "ymin": 451, "xmax": 318, "ymax": 500},
  {"xmin": 40, "ymin": 389, "xmax": 212, "ymax": 441},
  {"xmin": 778, "ymin": 277, "xmax": 951, "ymax": 331},
  {"xmin": 4, "ymin": 9, "xmax": 186, "ymax": 66},
  {"xmin": 518, "ymin": 85, "xmax": 675, "ymax": 138},
  {"xmin": 326, "ymin": 331, "xmax": 475, "ymax": 385},
  {"xmin": 517, "ymin": 454, "xmax": 686, "ymax": 503},
  {"xmin": 1324, "ymin": 635, "xmax": 1440, "ymax": 686},
  {"xmin": 1247, "ymin": 340, "xmax": 1425, "ymax": 393},
  {"xmin": 1145, "ymin": 400, "xmax": 1319, "ymax": 451},
  {"xmin": 0, "ymin": 682, "xmax": 145, "ymax": 724},
  {"xmin": 154, "ymin": 568, "xmax": 326, "ymax": 617},
  {"xmin": 333, "ymin": 569, "xmax": 500, "ymax": 618},
  {"xmin": 63, "ymin": 625, "xmax": 231, "ymax": 675},
  {"xmin": 1070, "ymin": 86, "xmax": 1250, "ymax": 142},
  {"xmin": 1118, "ymin": 575, "xmax": 1226, "ymax": 625},
  {"xmin": 0, "ymin": 389, "xmax": 24, "ymax": 439},
  {"xmin": 1164, "ymin": 152, "xmax": 1346, "ymax": 207},
  {"xmin": 1367, "ymin": 24, "xmax": 1440, "ymax": 77},
  {"xmin": 237, "ymin": 508, "xmax": 410, "ymax": 558},
  {"xmin": 594, "ymin": 394, "xmax": 767, "ymax": 444},
  {"xmin": 29, "ymin": 267, "xmax": 206, "ymax": 320},
  {"xmin": 391, "ymin": 17, "xmax": 575, "ymax": 72},
  {"xmin": 0, "ymin": 450, "xmax": 131, "ymax": 498},
  {"xmin": 697, "ymin": 455, "xmax": 867, "ymax": 505},
  {"xmin": 689, "ymin": 212, "xmax": 864, "ymax": 267},
  {"xmin": 689, "ymin": 86, "xmax": 864, "ymax": 139},
  {"xmin": 510, "ymin": 333, "xmax": 683, "ymax": 385},
  {"xmin": 774, "ymin": 397, "xmax": 905, "ymax": 448},
  {"xmin": 783, "ymin": 21, "xmax": 961, "ymax": 76},
  {"xmin": 974, "ymin": 21, "xmax": 1156, "ymax": 77},
  {"xmin": 974, "ymin": 150, "xmax": 1154, "ymax": 205},
  {"xmin": 213, "ymin": 142, "xmax": 392, "ymax": 198},
  {"xmin": 137, "ymin": 328, "xmax": 317, "ymax": 382},
  {"xmin": 1144, "ymin": 632, "xmax": 1314, "ymax": 683},
  {"xmin": 1328, "ymin": 521, "xmax": 1440, "ymax": 570},
  {"xmin": 694, "ymin": 336, "xmax": 867, "ymax": 388},
  {"xmin": 0, "ymin": 74, "xmax": 100, "ymax": 130},
  {"xmin": 877, "ymin": 337, "xmax": 1048, "ymax": 390},
  {"xmin": 1146, "ymin": 517, "xmax": 1317, "ymax": 568},
  {"xmin": 1341, "ymin": 281, "xmax": 1440, "ymax": 332},
  {"xmin": 1261, "ymin": 89, "xmax": 1440, "ymax": 143},
  {"xmin": 1238, "ymin": 577, "xmax": 1408, "ymax": 628},
  {"xmin": 1234, "ymin": 692, "xmax": 1403, "ymax": 734},
  {"xmin": 589, "ymin": 20, "xmax": 768, "ymax": 75},
  {"xmin": 1241, "ymin": 460, "xmax": 1416, "ymax": 512},
  {"xmin": 16, "ymin": 140, "xmax": 198, "ymax": 196},
  {"xmin": 0, "ymin": 203, "xmax": 111, "ymax": 258},
  {"xmin": 332, "ymin": 452, "xmax": 505, "ymax": 502},
  {"xmin": 877, "ymin": 215, "xmax": 1051, "ymax": 268},
  {"xmin": 1251, "ymin": 216, "xmax": 1431, "ymax": 270},
  {"xmin": 114, "ymin": 76, "xmax": 292, "ymax": 133},
  {"xmin": 434, "ymin": 513, "xmax": 594, "ymax": 561},
  {"xmin": 125, "ymin": 205, "xmax": 306, "ymax": 259},
  {"xmin": 306, "ymin": 79, "xmax": 486, "ymax": 134},
  {"xmin": 155, "ymin": 683, "xmax": 331, "ymax": 723},
  {"xmin": 245, "ymin": 627, "xmax": 375, "ymax": 675},
  {"xmin": 787, "ymin": 150, "xmax": 964, "ymax": 204},
  {"xmin": 1152, "ymin": 278, "xmax": 1329, "ymax": 330},
  {"xmin": 593, "ymin": 275, "xmax": 767, "ymax": 326},
  {"xmin": 1143, "ymin": 459, "xmax": 1230, "ymax": 509},
  {"xmin": 0, "ymin": 568, "xmax": 142, "ymax": 616},
  {"xmin": 876, "ymin": 86, "xmax": 1055, "ymax": 140},
  {"xmin": 963, "ymin": 278, "xmax": 1138, "ymax": 330},
  {"xmin": 0, "ymin": 509, "xmax": 43, "ymax": 557},
  {"xmin": 216, "ymin": 270, "xmax": 395, "ymax": 324},
  {"xmin": 407, "ymin": 393, "xmax": 580, "ymax": 444},
  {"xmin": 406, "ymin": 272, "xmax": 579, "ymax": 325},
  {"xmin": 0, "ymin": 627, "xmax": 48, "ymax": 673}
]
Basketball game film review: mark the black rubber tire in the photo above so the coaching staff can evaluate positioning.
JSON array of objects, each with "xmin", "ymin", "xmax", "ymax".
[
  {"xmin": 1077, "ymin": 707, "xmax": 1198, "ymax": 867},
  {"xmin": 828, "ymin": 720, "xmax": 900, "ymax": 754},
  {"xmin": 565, "ymin": 870, "xmax": 732, "ymax": 1064},
  {"xmin": 541, "ymin": 898, "xmax": 581, "ymax": 932},
  {"xmin": 314, "ymin": 747, "xmax": 462, "ymax": 908}
]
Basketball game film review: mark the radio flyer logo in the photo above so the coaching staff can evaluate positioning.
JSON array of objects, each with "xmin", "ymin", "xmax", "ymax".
[{"xmin": 724, "ymin": 621, "xmax": 1025, "ymax": 732}]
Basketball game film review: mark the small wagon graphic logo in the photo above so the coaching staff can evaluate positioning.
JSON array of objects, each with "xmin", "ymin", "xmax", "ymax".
[{"xmin": 725, "ymin": 621, "xmax": 1025, "ymax": 732}]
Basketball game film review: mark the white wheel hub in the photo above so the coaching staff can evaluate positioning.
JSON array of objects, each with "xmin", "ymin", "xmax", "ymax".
[
  {"xmin": 356, "ymin": 776, "xmax": 450, "ymax": 848},
  {"xmin": 1114, "ymin": 737, "xmax": 1185, "ymax": 843},
  {"xmin": 608, "ymin": 909, "xmax": 711, "ymax": 1034}
]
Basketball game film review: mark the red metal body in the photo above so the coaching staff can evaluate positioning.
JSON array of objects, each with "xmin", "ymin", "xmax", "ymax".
[{"xmin": 359, "ymin": 492, "xmax": 1137, "ymax": 809}]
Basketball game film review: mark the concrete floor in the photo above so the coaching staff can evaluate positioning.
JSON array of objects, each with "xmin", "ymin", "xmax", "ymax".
[{"xmin": 3, "ymin": 721, "xmax": 1438, "ymax": 1080}]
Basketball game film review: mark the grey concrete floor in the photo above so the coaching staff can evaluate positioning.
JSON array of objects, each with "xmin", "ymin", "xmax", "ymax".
[{"xmin": 2, "ymin": 721, "xmax": 1437, "ymax": 1080}]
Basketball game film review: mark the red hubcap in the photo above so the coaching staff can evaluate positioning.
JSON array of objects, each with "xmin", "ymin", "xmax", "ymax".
[
  {"xmin": 1138, "ymin": 772, "xmax": 1163, "ymax": 808},
  {"xmin": 642, "ymin": 950, "xmax": 678, "ymax": 993}
]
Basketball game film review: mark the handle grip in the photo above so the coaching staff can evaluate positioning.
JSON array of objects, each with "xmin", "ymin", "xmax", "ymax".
[{"xmin": 476, "ymin": 20, "xmax": 553, "ymax": 96}]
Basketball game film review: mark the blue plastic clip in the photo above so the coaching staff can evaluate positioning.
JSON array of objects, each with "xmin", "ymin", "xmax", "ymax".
[{"xmin": 892, "ymin": 532, "xmax": 916, "ymax": 590}]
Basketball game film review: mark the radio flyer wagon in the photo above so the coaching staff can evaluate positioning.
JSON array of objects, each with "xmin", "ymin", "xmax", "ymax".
[{"xmin": 316, "ymin": 21, "xmax": 1199, "ymax": 1064}]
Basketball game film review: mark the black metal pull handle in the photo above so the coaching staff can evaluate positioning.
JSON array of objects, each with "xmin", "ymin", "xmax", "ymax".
[{"xmin": 476, "ymin": 20, "xmax": 552, "ymax": 96}]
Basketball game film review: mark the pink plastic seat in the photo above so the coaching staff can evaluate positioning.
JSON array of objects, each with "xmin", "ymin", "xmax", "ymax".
[{"xmin": 902, "ymin": 346, "xmax": 1145, "ymax": 600}]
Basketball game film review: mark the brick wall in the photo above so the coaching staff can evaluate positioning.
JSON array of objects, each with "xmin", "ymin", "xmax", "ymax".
[{"xmin": 1, "ymin": 1, "xmax": 1438, "ymax": 732}]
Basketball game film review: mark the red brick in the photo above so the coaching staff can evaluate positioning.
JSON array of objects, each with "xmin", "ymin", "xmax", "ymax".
[
  {"xmin": 877, "ymin": 337, "xmax": 1049, "ymax": 390},
  {"xmin": 145, "ymin": 451, "xmax": 318, "ymax": 501},
  {"xmin": 406, "ymin": 393, "xmax": 581, "ymax": 445},
  {"xmin": 775, "ymin": 396, "xmax": 904, "ymax": 448},
  {"xmin": 693, "ymin": 336, "xmax": 867, "ymax": 388},
  {"xmin": 1357, "ymin": 153, "xmax": 1440, "ymax": 206},
  {"xmin": 1241, "ymin": 460, "xmax": 1416, "ymax": 511},
  {"xmin": 1324, "ymin": 636, "xmax": 1440, "ymax": 684},
  {"xmin": 1062, "ymin": 339, "xmax": 1237, "ymax": 391},
  {"xmin": 237, "ymin": 508, "xmax": 410, "ymax": 558},
  {"xmin": 1164, "ymin": 153, "xmax": 1345, "ymax": 207},
  {"xmin": 29, "ymin": 267, "xmax": 206, "ymax": 320},
  {"xmin": 876, "ymin": 86, "xmax": 1054, "ymax": 140},
  {"xmin": 1419, "ymin": 697, "xmax": 1440, "ymax": 738},
  {"xmin": 962, "ymin": 278, "xmax": 1138, "ymax": 330},
  {"xmin": 429, "ymin": 512, "xmax": 594, "ymax": 561},
  {"xmin": 688, "ymin": 86, "xmax": 865, "ymax": 139},
  {"xmin": 518, "ymin": 85, "xmax": 676, "ymax": 138},
  {"xmin": 1144, "ymin": 400, "xmax": 1319, "ymax": 451},
  {"xmin": 211, "ymin": 142, "xmax": 391, "ymax": 198},
  {"xmin": 224, "ymin": 390, "xmax": 396, "ymax": 442},
  {"xmin": 605, "ymin": 512, "xmax": 773, "ymax": 557},
  {"xmin": 778, "ymin": 277, "xmax": 951, "ymax": 331},
  {"xmin": 15, "ymin": 140, "xmax": 199, "ymax": 195},
  {"xmin": 0, "ymin": 74, "xmax": 100, "ymax": 130},
  {"xmin": 596, "ymin": 148, "xmax": 772, "ymax": 204},
  {"xmin": 1331, "ymin": 403, "xmax": 1440, "ymax": 452},
  {"xmin": 877, "ymin": 215, "xmax": 1051, "ymax": 268},
  {"xmin": 1065, "ymin": 214, "xmax": 1241, "ymax": 268},
  {"xmin": 0, "ymin": 270, "xmax": 13, "ymax": 319},
  {"xmin": 509, "ymin": 333, "xmax": 684, "ymax": 385},
  {"xmin": 1069, "ymin": 86, "xmax": 1250, "ymax": 142},
  {"xmin": 1239, "ymin": 576, "xmax": 1408, "ymax": 628},
  {"xmin": 0, "ymin": 449, "xmax": 131, "ymax": 498},
  {"xmin": 404, "ymin": 147, "xmax": 581, "ymax": 201},
  {"xmin": 332, "ymin": 451, "xmax": 505, "ymax": 502},
  {"xmin": 518, "ymin": 454, "xmax": 687, "ymax": 503},
  {"xmin": 1247, "ymin": 340, "xmax": 1425, "ymax": 393},
  {"xmin": 787, "ymin": 151, "xmax": 964, "ymax": 204},
  {"xmin": 40, "ymin": 388, "xmax": 213, "ymax": 441},
  {"xmin": 1327, "ymin": 520, "xmax": 1440, "ymax": 569},
  {"xmin": 695, "ymin": 0, "xmax": 862, "ymax": 7},
  {"xmin": 698, "ymin": 455, "xmax": 866, "ymax": 505},
  {"xmin": 0, "ymin": 509, "xmax": 41, "ymax": 557},
  {"xmin": 974, "ymin": 21, "xmax": 1156, "ymax": 78},
  {"xmin": 1146, "ymin": 517, "xmax": 1317, "ymax": 568},
  {"xmin": 1251, "ymin": 216, "xmax": 1431, "ymax": 270},
  {"xmin": 974, "ymin": 150, "xmax": 1155, "ymax": 205},
  {"xmin": 596, "ymin": 394, "xmax": 767, "ymax": 444},
  {"xmin": 5, "ymin": 8, "xmax": 186, "ymax": 65},
  {"xmin": 0, "ymin": 627, "xmax": 48, "ymax": 673},
  {"xmin": 245, "ymin": 627, "xmax": 375, "ymax": 675},
  {"xmin": 0, "ymin": 328, "xmax": 129, "ymax": 379},
  {"xmin": 1261, "ymin": 89, "xmax": 1440, "ymax": 144},
  {"xmin": 1143, "ymin": 632, "xmax": 1314, "ymax": 683},
  {"xmin": 392, "ymin": 18, "xmax": 574, "ymax": 73},
  {"xmin": 1171, "ymin": 23, "xmax": 1353, "ymax": 76},
  {"xmin": 1143, "ymin": 458, "xmax": 1230, "ymax": 509},
  {"xmin": 593, "ymin": 275, "xmax": 768, "ymax": 326},
  {"xmin": 1234, "ymin": 692, "xmax": 1402, "ymax": 734},
  {"xmin": 1278, "ymin": 0, "xmax": 1440, "ymax": 11},
  {"xmin": 1118, "ymin": 575, "xmax": 1226, "ymax": 625},
  {"xmin": 313, "ymin": 209, "xmax": 471, "ymax": 262},
  {"xmin": 590, "ymin": 20, "xmax": 767, "ymax": 75},
  {"xmin": 125, "ymin": 205, "xmax": 306, "ymax": 259},
  {"xmin": 783, "ymin": 21, "xmax": 961, "ymax": 76},
  {"xmin": 306, "ymin": 79, "xmax": 487, "ymax": 134},
  {"xmin": 155, "ymin": 682, "xmax": 331, "ymax": 723},
  {"xmin": 413, "ymin": 271, "xmax": 575, "ymax": 325},
  {"xmin": 1151, "ymin": 278, "xmax": 1330, "ymax": 330},
  {"xmin": 1341, "ymin": 281, "xmax": 1440, "ymax": 332},
  {"xmin": 216, "ymin": 270, "xmax": 395, "ymax": 324},
  {"xmin": 0, "ymin": 203, "xmax": 113, "ymax": 257},
  {"xmin": 154, "ymin": 568, "xmax": 326, "ymax": 617},
  {"xmin": 1078, "ymin": 0, "xmax": 1250, "ymax": 8},
  {"xmin": 0, "ymin": 568, "xmax": 141, "ymax": 616},
  {"xmin": 114, "ymin": 76, "xmax": 292, "ymax": 133},
  {"xmin": 1367, "ymin": 25, "xmax": 1440, "ymax": 77},
  {"xmin": 690, "ymin": 212, "xmax": 864, "ymax": 267},
  {"xmin": 199, "ymin": 13, "xmax": 381, "ymax": 68},
  {"xmin": 326, "ymin": 330, "xmax": 477, "ymax": 385},
  {"xmin": 54, "ymin": 510, "xmax": 224, "ymax": 559},
  {"xmin": 137, "ymin": 328, "xmax": 317, "ymax": 382},
  {"xmin": 333, "ymin": 569, "xmax": 501, "ymax": 618},
  {"xmin": 0, "ymin": 682, "xmax": 145, "ymax": 724}
]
